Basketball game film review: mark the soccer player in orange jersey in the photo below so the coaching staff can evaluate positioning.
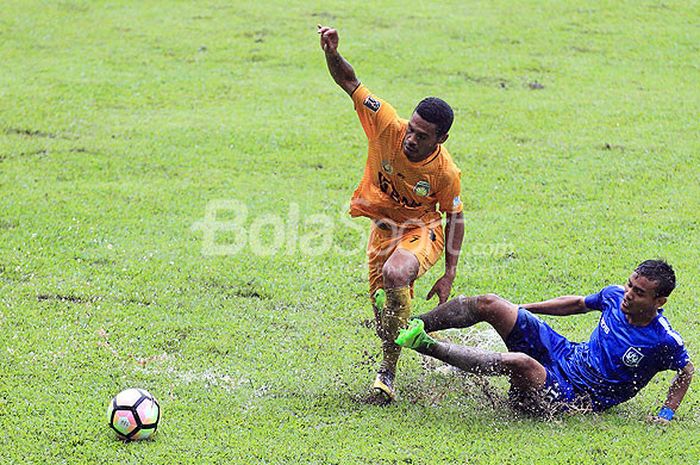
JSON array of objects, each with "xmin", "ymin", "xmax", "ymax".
[{"xmin": 319, "ymin": 25, "xmax": 465, "ymax": 402}]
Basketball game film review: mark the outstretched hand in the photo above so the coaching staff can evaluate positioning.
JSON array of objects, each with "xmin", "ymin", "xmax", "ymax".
[
  {"xmin": 426, "ymin": 274, "xmax": 455, "ymax": 305},
  {"xmin": 645, "ymin": 414, "xmax": 671, "ymax": 426},
  {"xmin": 317, "ymin": 25, "xmax": 339, "ymax": 53}
]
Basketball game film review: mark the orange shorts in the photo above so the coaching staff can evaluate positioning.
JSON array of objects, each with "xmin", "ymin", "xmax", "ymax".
[{"xmin": 367, "ymin": 221, "xmax": 445, "ymax": 297}]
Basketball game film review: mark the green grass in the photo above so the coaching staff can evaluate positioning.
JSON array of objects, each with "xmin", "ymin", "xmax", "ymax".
[{"xmin": 1, "ymin": 0, "xmax": 699, "ymax": 463}]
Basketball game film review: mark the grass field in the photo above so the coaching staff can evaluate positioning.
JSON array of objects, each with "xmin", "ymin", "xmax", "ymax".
[{"xmin": 1, "ymin": 0, "xmax": 699, "ymax": 463}]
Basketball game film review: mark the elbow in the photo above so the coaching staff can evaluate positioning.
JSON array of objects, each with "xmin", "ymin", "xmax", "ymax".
[
  {"xmin": 340, "ymin": 79, "xmax": 360, "ymax": 96},
  {"xmin": 447, "ymin": 211, "xmax": 464, "ymax": 224},
  {"xmin": 575, "ymin": 296, "xmax": 588, "ymax": 314},
  {"xmin": 445, "ymin": 212, "xmax": 465, "ymax": 234},
  {"xmin": 683, "ymin": 361, "xmax": 695, "ymax": 379}
]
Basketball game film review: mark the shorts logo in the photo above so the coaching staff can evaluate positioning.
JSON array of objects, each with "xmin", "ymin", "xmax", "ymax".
[
  {"xmin": 413, "ymin": 180, "xmax": 430, "ymax": 197},
  {"xmin": 542, "ymin": 385, "xmax": 561, "ymax": 404},
  {"xmin": 381, "ymin": 159, "xmax": 393, "ymax": 174},
  {"xmin": 363, "ymin": 96, "xmax": 381, "ymax": 112},
  {"xmin": 622, "ymin": 347, "xmax": 644, "ymax": 367}
]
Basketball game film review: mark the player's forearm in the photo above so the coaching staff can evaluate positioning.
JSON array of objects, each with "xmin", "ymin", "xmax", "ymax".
[
  {"xmin": 522, "ymin": 296, "xmax": 587, "ymax": 316},
  {"xmin": 664, "ymin": 362, "xmax": 694, "ymax": 411},
  {"xmin": 444, "ymin": 212, "xmax": 464, "ymax": 276},
  {"xmin": 324, "ymin": 50, "xmax": 360, "ymax": 96}
]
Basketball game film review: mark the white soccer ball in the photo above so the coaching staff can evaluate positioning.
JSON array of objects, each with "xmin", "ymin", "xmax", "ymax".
[{"xmin": 107, "ymin": 388, "xmax": 161, "ymax": 440}]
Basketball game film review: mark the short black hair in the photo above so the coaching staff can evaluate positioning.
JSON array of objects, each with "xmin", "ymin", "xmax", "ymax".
[
  {"xmin": 635, "ymin": 259, "xmax": 676, "ymax": 297},
  {"xmin": 415, "ymin": 97, "xmax": 454, "ymax": 138}
]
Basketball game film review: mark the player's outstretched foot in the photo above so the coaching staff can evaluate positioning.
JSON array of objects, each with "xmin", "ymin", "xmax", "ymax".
[
  {"xmin": 369, "ymin": 370, "xmax": 395, "ymax": 404},
  {"xmin": 395, "ymin": 319, "xmax": 436, "ymax": 350}
]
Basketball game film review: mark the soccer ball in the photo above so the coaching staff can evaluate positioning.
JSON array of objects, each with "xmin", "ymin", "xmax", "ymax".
[{"xmin": 107, "ymin": 388, "xmax": 160, "ymax": 440}]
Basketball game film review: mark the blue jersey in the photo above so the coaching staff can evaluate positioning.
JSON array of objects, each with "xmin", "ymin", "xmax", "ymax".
[{"xmin": 560, "ymin": 285, "xmax": 690, "ymax": 410}]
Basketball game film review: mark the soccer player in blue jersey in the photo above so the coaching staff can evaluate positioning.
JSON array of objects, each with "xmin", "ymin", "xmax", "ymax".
[{"xmin": 395, "ymin": 260, "xmax": 693, "ymax": 421}]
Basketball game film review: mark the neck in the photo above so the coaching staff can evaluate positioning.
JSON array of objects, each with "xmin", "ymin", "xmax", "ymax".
[
  {"xmin": 405, "ymin": 145, "xmax": 438, "ymax": 163},
  {"xmin": 625, "ymin": 310, "xmax": 658, "ymax": 327}
]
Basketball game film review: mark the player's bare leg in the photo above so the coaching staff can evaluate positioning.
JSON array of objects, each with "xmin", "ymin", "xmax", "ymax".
[
  {"xmin": 396, "ymin": 319, "xmax": 547, "ymax": 390},
  {"xmin": 398, "ymin": 294, "xmax": 548, "ymax": 409},
  {"xmin": 371, "ymin": 248, "xmax": 419, "ymax": 403},
  {"xmin": 419, "ymin": 293, "xmax": 519, "ymax": 341}
]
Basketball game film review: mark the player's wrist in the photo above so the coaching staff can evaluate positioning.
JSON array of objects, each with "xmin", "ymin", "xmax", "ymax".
[{"xmin": 657, "ymin": 406, "xmax": 675, "ymax": 421}]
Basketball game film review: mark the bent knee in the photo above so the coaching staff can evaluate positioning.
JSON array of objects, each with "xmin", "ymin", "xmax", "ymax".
[
  {"xmin": 382, "ymin": 260, "xmax": 418, "ymax": 286},
  {"xmin": 381, "ymin": 263, "xmax": 405, "ymax": 285},
  {"xmin": 476, "ymin": 293, "xmax": 514, "ymax": 315},
  {"xmin": 503, "ymin": 352, "xmax": 546, "ymax": 387},
  {"xmin": 504, "ymin": 352, "xmax": 538, "ymax": 370},
  {"xmin": 477, "ymin": 293, "xmax": 503, "ymax": 308}
]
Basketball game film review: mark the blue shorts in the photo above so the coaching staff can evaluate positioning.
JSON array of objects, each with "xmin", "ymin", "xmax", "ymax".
[{"xmin": 504, "ymin": 308, "xmax": 582, "ymax": 406}]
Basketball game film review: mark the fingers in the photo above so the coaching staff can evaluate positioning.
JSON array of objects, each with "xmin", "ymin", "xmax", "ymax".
[
  {"xmin": 427, "ymin": 284, "xmax": 448, "ymax": 304},
  {"xmin": 427, "ymin": 284, "xmax": 441, "ymax": 301},
  {"xmin": 317, "ymin": 25, "xmax": 334, "ymax": 37},
  {"xmin": 317, "ymin": 24, "xmax": 337, "ymax": 51},
  {"xmin": 645, "ymin": 414, "xmax": 671, "ymax": 426},
  {"xmin": 436, "ymin": 286, "xmax": 447, "ymax": 304},
  {"xmin": 317, "ymin": 25, "xmax": 330, "ymax": 51}
]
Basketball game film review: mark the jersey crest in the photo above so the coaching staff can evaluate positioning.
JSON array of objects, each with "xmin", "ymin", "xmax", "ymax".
[
  {"xmin": 413, "ymin": 180, "xmax": 430, "ymax": 197},
  {"xmin": 381, "ymin": 159, "xmax": 393, "ymax": 174},
  {"xmin": 622, "ymin": 347, "xmax": 644, "ymax": 367}
]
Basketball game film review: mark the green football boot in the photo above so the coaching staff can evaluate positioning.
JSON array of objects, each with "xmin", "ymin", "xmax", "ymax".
[{"xmin": 395, "ymin": 319, "xmax": 436, "ymax": 350}]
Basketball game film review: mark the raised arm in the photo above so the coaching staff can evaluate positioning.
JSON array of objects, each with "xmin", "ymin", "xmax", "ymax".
[
  {"xmin": 318, "ymin": 25, "xmax": 361, "ymax": 96},
  {"xmin": 521, "ymin": 295, "xmax": 593, "ymax": 316}
]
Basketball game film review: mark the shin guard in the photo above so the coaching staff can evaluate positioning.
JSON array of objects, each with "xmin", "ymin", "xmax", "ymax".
[{"xmin": 378, "ymin": 286, "xmax": 411, "ymax": 375}]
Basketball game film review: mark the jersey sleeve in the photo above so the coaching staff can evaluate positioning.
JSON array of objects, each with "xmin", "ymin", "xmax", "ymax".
[
  {"xmin": 351, "ymin": 84, "xmax": 397, "ymax": 140},
  {"xmin": 435, "ymin": 167, "xmax": 463, "ymax": 214},
  {"xmin": 667, "ymin": 344, "xmax": 691, "ymax": 371},
  {"xmin": 584, "ymin": 285, "xmax": 622, "ymax": 311},
  {"xmin": 659, "ymin": 321, "xmax": 691, "ymax": 371}
]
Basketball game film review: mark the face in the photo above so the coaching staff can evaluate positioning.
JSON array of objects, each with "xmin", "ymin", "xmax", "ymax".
[
  {"xmin": 621, "ymin": 272, "xmax": 667, "ymax": 317},
  {"xmin": 402, "ymin": 112, "xmax": 448, "ymax": 161}
]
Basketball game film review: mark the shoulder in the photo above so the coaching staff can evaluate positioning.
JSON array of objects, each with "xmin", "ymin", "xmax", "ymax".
[
  {"xmin": 607, "ymin": 285, "xmax": 625, "ymax": 298},
  {"xmin": 585, "ymin": 285, "xmax": 623, "ymax": 312},
  {"xmin": 441, "ymin": 149, "xmax": 461, "ymax": 172},
  {"xmin": 655, "ymin": 314, "xmax": 685, "ymax": 348},
  {"xmin": 594, "ymin": 285, "xmax": 624, "ymax": 302},
  {"xmin": 434, "ymin": 148, "xmax": 462, "ymax": 182}
]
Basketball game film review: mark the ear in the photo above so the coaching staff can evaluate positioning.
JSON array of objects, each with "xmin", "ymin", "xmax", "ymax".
[
  {"xmin": 437, "ymin": 133, "xmax": 449, "ymax": 144},
  {"xmin": 655, "ymin": 296, "xmax": 667, "ymax": 309}
]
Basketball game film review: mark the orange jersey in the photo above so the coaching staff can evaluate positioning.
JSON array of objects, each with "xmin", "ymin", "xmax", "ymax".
[{"xmin": 348, "ymin": 84, "xmax": 463, "ymax": 227}]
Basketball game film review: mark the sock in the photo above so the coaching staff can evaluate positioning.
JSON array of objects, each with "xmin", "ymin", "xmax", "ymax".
[
  {"xmin": 422, "ymin": 342, "xmax": 504, "ymax": 376},
  {"xmin": 371, "ymin": 289, "xmax": 386, "ymax": 339},
  {"xmin": 419, "ymin": 295, "xmax": 479, "ymax": 332},
  {"xmin": 378, "ymin": 286, "xmax": 411, "ymax": 375}
]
